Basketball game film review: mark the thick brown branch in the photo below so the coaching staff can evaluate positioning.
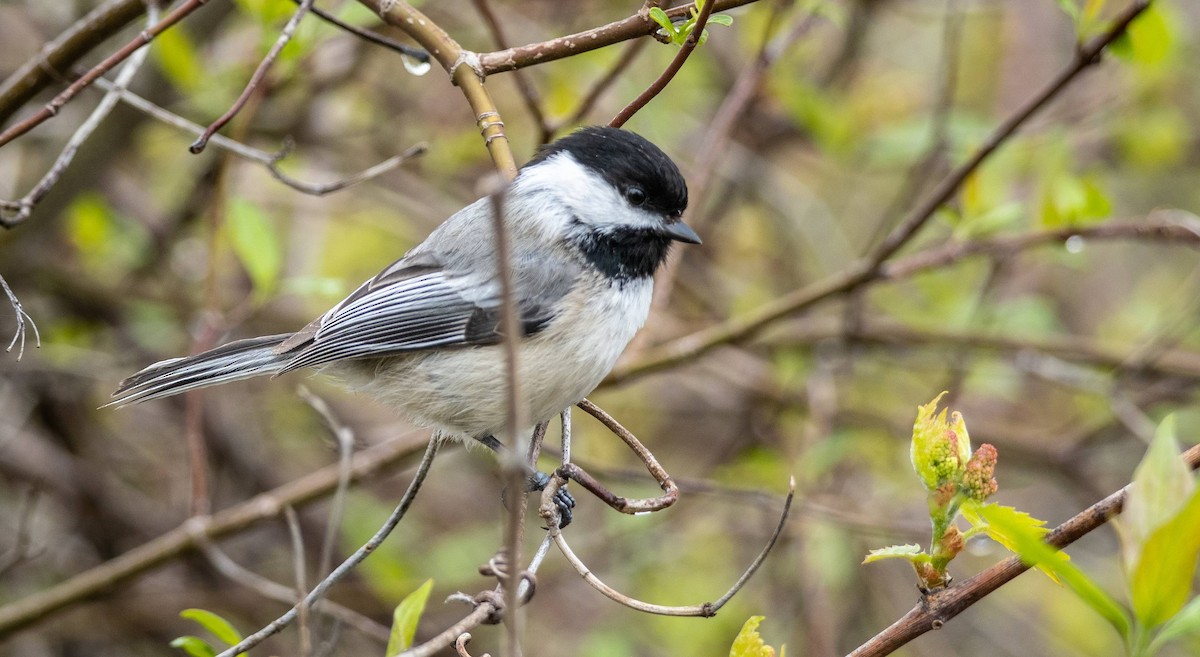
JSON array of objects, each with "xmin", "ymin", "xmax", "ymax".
[{"xmin": 849, "ymin": 442, "xmax": 1200, "ymax": 657}]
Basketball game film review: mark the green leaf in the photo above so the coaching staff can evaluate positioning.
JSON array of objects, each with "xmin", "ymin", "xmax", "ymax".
[
  {"xmin": 179, "ymin": 609, "xmax": 242, "ymax": 646},
  {"xmin": 979, "ymin": 504, "xmax": 1131, "ymax": 637},
  {"xmin": 1121, "ymin": 416, "xmax": 1194, "ymax": 565},
  {"xmin": 1108, "ymin": 3, "xmax": 1172, "ymax": 66},
  {"xmin": 153, "ymin": 27, "xmax": 203, "ymax": 93},
  {"xmin": 708, "ymin": 14, "xmax": 734, "ymax": 26},
  {"xmin": 226, "ymin": 199, "xmax": 283, "ymax": 301},
  {"xmin": 1130, "ymin": 484, "xmax": 1200, "ymax": 628},
  {"xmin": 962, "ymin": 502, "xmax": 1062, "ymax": 583},
  {"xmin": 169, "ymin": 636, "xmax": 217, "ymax": 657},
  {"xmin": 1054, "ymin": 0, "xmax": 1081, "ymax": 24},
  {"xmin": 1040, "ymin": 174, "xmax": 1111, "ymax": 228},
  {"xmin": 1150, "ymin": 596, "xmax": 1200, "ymax": 653},
  {"xmin": 385, "ymin": 578, "xmax": 434, "ymax": 656},
  {"xmin": 729, "ymin": 616, "xmax": 777, "ymax": 657},
  {"xmin": 863, "ymin": 544, "xmax": 924, "ymax": 564},
  {"xmin": 648, "ymin": 7, "xmax": 675, "ymax": 35}
]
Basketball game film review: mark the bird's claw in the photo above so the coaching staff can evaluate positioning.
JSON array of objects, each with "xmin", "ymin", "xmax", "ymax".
[{"xmin": 526, "ymin": 471, "xmax": 575, "ymax": 528}]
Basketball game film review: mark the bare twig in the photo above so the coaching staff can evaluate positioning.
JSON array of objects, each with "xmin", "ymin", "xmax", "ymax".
[
  {"xmin": 487, "ymin": 180, "xmax": 528, "ymax": 657},
  {"xmin": 610, "ymin": 0, "xmax": 718, "ymax": 128},
  {"xmin": 0, "ymin": 2, "xmax": 159, "ymax": 229},
  {"xmin": 214, "ymin": 437, "xmax": 440, "ymax": 657},
  {"xmin": 0, "ymin": 431, "xmax": 429, "ymax": 636},
  {"xmin": 544, "ymin": 476, "xmax": 794, "ymax": 615},
  {"xmin": 0, "ymin": 0, "xmax": 216, "ymax": 149},
  {"xmin": 90, "ymin": 76, "xmax": 427, "ymax": 194},
  {"xmin": 556, "ymin": 399, "xmax": 679, "ymax": 514},
  {"xmin": 191, "ymin": 0, "xmax": 315, "ymax": 153},
  {"xmin": 297, "ymin": 386, "xmax": 356, "ymax": 579},
  {"xmin": 283, "ymin": 505, "xmax": 312, "ymax": 657},
  {"xmin": 850, "ymin": 443, "xmax": 1200, "ymax": 657},
  {"xmin": 1, "ymin": 274, "xmax": 40, "ymax": 360}
]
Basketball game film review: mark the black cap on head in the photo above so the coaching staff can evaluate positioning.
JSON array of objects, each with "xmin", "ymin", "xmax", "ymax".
[{"xmin": 527, "ymin": 126, "xmax": 688, "ymax": 219}]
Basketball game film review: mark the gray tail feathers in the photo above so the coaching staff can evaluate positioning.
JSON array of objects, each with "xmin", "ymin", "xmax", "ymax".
[{"xmin": 108, "ymin": 334, "xmax": 293, "ymax": 406}]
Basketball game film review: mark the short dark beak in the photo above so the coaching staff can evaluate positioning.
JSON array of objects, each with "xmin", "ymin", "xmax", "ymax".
[{"xmin": 661, "ymin": 221, "xmax": 702, "ymax": 244}]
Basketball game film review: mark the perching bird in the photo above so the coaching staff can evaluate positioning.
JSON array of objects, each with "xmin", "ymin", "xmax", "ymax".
[{"xmin": 111, "ymin": 126, "xmax": 697, "ymax": 521}]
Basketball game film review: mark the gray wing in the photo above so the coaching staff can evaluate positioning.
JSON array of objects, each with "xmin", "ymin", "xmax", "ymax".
[{"xmin": 275, "ymin": 248, "xmax": 578, "ymax": 374}]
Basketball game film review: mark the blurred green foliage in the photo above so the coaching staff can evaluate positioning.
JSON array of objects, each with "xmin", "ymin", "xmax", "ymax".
[{"xmin": 2, "ymin": 1, "xmax": 1200, "ymax": 656}]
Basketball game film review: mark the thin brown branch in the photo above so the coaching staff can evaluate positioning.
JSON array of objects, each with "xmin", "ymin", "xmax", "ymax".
[
  {"xmin": 610, "ymin": 0, "xmax": 718, "ymax": 128},
  {"xmin": 0, "ymin": 0, "xmax": 215, "ymax": 149},
  {"xmin": 849, "ymin": 442, "xmax": 1200, "ymax": 657},
  {"xmin": 477, "ymin": 0, "xmax": 765, "ymax": 74},
  {"xmin": 487, "ymin": 181, "xmax": 529, "ymax": 657},
  {"xmin": 0, "ymin": 0, "xmax": 147, "ymax": 125},
  {"xmin": 0, "ymin": 432, "xmax": 429, "ymax": 637},
  {"xmin": 191, "ymin": 0, "xmax": 315, "ymax": 153},
  {"xmin": 605, "ymin": 217, "xmax": 1200, "ymax": 385}
]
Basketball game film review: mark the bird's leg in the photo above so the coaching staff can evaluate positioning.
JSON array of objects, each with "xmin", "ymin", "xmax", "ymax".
[{"xmin": 476, "ymin": 433, "xmax": 575, "ymax": 527}]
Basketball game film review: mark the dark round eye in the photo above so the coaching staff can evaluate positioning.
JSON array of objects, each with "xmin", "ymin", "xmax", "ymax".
[{"xmin": 624, "ymin": 186, "xmax": 646, "ymax": 207}]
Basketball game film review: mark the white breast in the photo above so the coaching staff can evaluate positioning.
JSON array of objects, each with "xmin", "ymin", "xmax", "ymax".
[{"xmin": 344, "ymin": 277, "xmax": 653, "ymax": 440}]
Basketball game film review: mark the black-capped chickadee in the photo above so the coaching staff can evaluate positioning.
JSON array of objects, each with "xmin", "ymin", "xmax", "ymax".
[{"xmin": 111, "ymin": 127, "xmax": 698, "ymax": 511}]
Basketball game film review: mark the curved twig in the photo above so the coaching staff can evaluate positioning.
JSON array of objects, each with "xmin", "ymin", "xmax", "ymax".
[{"xmin": 545, "ymin": 476, "xmax": 794, "ymax": 616}]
